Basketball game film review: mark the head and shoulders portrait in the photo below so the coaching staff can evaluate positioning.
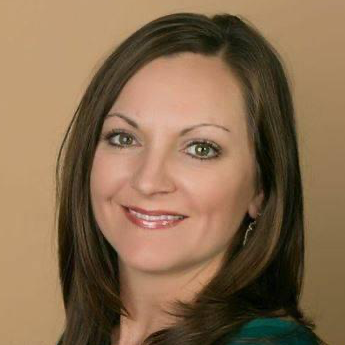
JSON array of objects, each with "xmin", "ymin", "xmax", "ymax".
[{"xmin": 54, "ymin": 11, "xmax": 326, "ymax": 345}]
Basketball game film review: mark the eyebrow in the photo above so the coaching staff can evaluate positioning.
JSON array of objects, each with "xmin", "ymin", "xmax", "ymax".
[{"xmin": 105, "ymin": 112, "xmax": 231, "ymax": 136}]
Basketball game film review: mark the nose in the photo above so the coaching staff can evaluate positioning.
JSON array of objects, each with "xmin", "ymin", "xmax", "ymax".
[{"xmin": 129, "ymin": 149, "xmax": 177, "ymax": 196}]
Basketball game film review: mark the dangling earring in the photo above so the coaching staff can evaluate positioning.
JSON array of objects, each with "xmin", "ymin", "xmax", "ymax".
[{"xmin": 242, "ymin": 212, "xmax": 262, "ymax": 246}]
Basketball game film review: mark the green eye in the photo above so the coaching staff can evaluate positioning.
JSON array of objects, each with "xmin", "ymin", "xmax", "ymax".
[
  {"xmin": 104, "ymin": 130, "xmax": 137, "ymax": 148},
  {"xmin": 185, "ymin": 141, "xmax": 221, "ymax": 160}
]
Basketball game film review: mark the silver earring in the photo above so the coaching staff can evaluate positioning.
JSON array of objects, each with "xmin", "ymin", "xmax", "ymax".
[{"xmin": 242, "ymin": 212, "xmax": 262, "ymax": 246}]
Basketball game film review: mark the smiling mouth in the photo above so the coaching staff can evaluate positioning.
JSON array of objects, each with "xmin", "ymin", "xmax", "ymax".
[
  {"xmin": 122, "ymin": 206, "xmax": 187, "ymax": 230},
  {"xmin": 122, "ymin": 205, "xmax": 187, "ymax": 218}
]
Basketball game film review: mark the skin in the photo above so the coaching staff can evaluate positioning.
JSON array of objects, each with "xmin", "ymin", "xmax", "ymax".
[{"xmin": 90, "ymin": 52, "xmax": 264, "ymax": 345}]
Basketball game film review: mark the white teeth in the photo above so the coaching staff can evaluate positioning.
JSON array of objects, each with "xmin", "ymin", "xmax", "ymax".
[{"xmin": 129, "ymin": 208, "xmax": 184, "ymax": 221}]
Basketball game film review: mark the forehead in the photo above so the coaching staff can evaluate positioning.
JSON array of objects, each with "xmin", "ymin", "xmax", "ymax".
[{"xmin": 109, "ymin": 53, "xmax": 247, "ymax": 134}]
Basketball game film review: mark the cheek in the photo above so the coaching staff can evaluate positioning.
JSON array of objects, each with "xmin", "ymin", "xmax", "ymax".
[
  {"xmin": 90, "ymin": 155, "xmax": 106, "ymax": 232},
  {"xmin": 193, "ymin": 161, "xmax": 253, "ymax": 216},
  {"xmin": 90, "ymin": 150, "xmax": 113, "ymax": 193},
  {"xmin": 191, "ymin": 166, "xmax": 254, "ymax": 247},
  {"xmin": 90, "ymin": 150, "xmax": 122, "ymax": 230},
  {"xmin": 90, "ymin": 149, "xmax": 127, "ymax": 199}
]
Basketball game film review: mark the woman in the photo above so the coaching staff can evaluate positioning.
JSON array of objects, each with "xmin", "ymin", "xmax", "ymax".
[{"xmin": 55, "ymin": 12, "xmax": 326, "ymax": 345}]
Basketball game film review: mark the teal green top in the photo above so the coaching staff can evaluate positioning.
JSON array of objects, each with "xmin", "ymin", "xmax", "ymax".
[{"xmin": 224, "ymin": 317, "xmax": 318, "ymax": 345}]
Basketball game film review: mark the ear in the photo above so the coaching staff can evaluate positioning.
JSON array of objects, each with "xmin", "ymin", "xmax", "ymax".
[{"xmin": 247, "ymin": 189, "xmax": 264, "ymax": 219}]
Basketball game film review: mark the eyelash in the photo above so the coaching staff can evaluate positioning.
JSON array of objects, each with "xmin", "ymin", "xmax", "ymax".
[{"xmin": 101, "ymin": 129, "xmax": 222, "ymax": 161}]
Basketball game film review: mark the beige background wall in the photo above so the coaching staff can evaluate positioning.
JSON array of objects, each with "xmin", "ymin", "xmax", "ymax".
[{"xmin": 1, "ymin": 1, "xmax": 344, "ymax": 344}]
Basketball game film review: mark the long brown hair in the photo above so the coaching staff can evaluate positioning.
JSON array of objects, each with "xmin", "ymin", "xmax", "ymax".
[{"xmin": 55, "ymin": 12, "xmax": 326, "ymax": 345}]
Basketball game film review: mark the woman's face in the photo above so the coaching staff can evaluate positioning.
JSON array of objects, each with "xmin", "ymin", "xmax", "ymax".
[{"xmin": 90, "ymin": 53, "xmax": 263, "ymax": 274}]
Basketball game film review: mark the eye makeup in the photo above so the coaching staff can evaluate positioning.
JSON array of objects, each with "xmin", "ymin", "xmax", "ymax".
[{"xmin": 101, "ymin": 128, "xmax": 223, "ymax": 161}]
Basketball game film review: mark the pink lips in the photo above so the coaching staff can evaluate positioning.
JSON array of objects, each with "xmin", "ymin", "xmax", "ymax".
[
  {"xmin": 122, "ymin": 206, "xmax": 187, "ymax": 230},
  {"xmin": 123, "ymin": 204, "xmax": 187, "ymax": 217}
]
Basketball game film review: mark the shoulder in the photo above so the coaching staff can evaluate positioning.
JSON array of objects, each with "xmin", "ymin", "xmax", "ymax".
[{"xmin": 224, "ymin": 317, "xmax": 319, "ymax": 345}]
